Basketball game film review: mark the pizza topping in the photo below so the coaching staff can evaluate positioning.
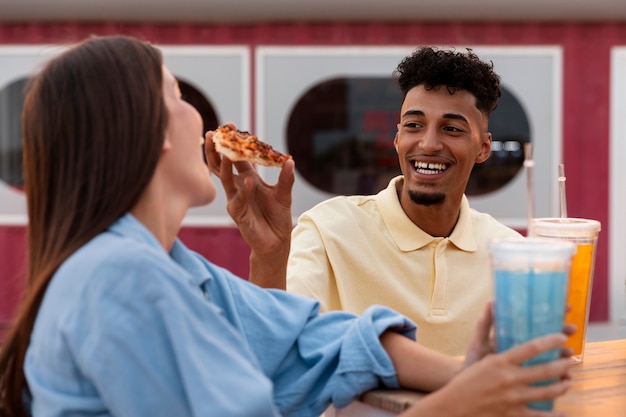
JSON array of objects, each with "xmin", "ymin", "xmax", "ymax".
[{"xmin": 211, "ymin": 124, "xmax": 292, "ymax": 167}]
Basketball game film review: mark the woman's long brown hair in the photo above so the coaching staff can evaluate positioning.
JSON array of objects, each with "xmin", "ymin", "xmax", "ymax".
[{"xmin": 0, "ymin": 36, "xmax": 167, "ymax": 417}]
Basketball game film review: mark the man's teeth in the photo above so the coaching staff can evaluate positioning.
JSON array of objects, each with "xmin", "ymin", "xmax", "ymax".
[{"xmin": 414, "ymin": 161, "xmax": 448, "ymax": 174}]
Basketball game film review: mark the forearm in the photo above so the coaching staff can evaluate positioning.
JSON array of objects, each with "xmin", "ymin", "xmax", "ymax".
[
  {"xmin": 248, "ymin": 242, "xmax": 290, "ymax": 289},
  {"xmin": 380, "ymin": 331, "xmax": 462, "ymax": 392},
  {"xmin": 396, "ymin": 390, "xmax": 462, "ymax": 417},
  {"xmin": 397, "ymin": 333, "xmax": 573, "ymax": 417}
]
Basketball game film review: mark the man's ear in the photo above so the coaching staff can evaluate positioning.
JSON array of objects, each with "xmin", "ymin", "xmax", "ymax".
[
  {"xmin": 394, "ymin": 124, "xmax": 400, "ymax": 153},
  {"xmin": 475, "ymin": 132, "xmax": 492, "ymax": 163}
]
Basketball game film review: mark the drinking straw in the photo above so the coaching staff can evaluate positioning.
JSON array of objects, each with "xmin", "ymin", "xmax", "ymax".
[
  {"xmin": 524, "ymin": 143, "xmax": 535, "ymax": 236},
  {"xmin": 558, "ymin": 163, "xmax": 568, "ymax": 219}
]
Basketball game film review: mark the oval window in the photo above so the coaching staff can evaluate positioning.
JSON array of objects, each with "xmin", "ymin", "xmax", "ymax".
[
  {"xmin": 287, "ymin": 77, "xmax": 401, "ymax": 195},
  {"xmin": 177, "ymin": 77, "xmax": 220, "ymax": 133},
  {"xmin": 466, "ymin": 87, "xmax": 530, "ymax": 196},
  {"xmin": 286, "ymin": 77, "xmax": 530, "ymax": 197},
  {"xmin": 0, "ymin": 78, "xmax": 27, "ymax": 190},
  {"xmin": 0, "ymin": 77, "xmax": 219, "ymax": 191}
]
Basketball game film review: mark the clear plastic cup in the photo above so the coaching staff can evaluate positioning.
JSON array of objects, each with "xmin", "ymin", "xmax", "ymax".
[
  {"xmin": 530, "ymin": 217, "xmax": 601, "ymax": 363},
  {"xmin": 489, "ymin": 237, "xmax": 576, "ymax": 411}
]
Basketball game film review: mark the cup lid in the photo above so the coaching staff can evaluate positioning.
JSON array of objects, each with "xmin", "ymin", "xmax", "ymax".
[
  {"xmin": 531, "ymin": 217, "xmax": 601, "ymax": 238},
  {"xmin": 488, "ymin": 237, "xmax": 576, "ymax": 262}
]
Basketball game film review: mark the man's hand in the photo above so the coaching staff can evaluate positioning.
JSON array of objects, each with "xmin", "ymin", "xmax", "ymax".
[{"xmin": 204, "ymin": 125, "xmax": 295, "ymax": 288}]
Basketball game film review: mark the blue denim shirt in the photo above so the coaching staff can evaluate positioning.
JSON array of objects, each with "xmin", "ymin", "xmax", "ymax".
[{"xmin": 25, "ymin": 213, "xmax": 416, "ymax": 417}]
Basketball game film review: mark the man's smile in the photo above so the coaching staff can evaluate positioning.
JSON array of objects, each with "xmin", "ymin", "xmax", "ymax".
[{"xmin": 414, "ymin": 161, "xmax": 449, "ymax": 175}]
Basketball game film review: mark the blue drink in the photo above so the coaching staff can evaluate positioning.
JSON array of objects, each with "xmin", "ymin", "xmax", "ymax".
[
  {"xmin": 494, "ymin": 269, "xmax": 568, "ymax": 410},
  {"xmin": 489, "ymin": 238, "xmax": 575, "ymax": 411}
]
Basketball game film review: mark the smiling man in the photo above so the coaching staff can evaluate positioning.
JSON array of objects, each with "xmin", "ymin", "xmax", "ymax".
[{"xmin": 284, "ymin": 47, "xmax": 522, "ymax": 356}]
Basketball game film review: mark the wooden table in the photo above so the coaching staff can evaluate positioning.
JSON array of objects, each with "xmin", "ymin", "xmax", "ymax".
[
  {"xmin": 328, "ymin": 339, "xmax": 626, "ymax": 417},
  {"xmin": 556, "ymin": 338, "xmax": 626, "ymax": 416}
]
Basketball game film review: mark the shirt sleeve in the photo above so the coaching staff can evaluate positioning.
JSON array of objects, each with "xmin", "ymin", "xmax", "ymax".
[
  {"xmin": 66, "ymin": 258, "xmax": 282, "ymax": 417},
  {"xmin": 286, "ymin": 214, "xmax": 337, "ymax": 311},
  {"xmin": 208, "ymin": 266, "xmax": 417, "ymax": 417}
]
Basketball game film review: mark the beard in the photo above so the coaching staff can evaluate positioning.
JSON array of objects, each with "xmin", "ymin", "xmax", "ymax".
[{"xmin": 408, "ymin": 190, "xmax": 446, "ymax": 206}]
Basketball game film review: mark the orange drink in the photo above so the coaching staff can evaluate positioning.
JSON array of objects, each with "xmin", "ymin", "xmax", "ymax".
[
  {"xmin": 530, "ymin": 218, "xmax": 601, "ymax": 363},
  {"xmin": 564, "ymin": 242, "xmax": 595, "ymax": 356}
]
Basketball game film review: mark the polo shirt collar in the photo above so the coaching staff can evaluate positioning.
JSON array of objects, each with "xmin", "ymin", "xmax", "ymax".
[
  {"xmin": 447, "ymin": 196, "xmax": 477, "ymax": 252},
  {"xmin": 376, "ymin": 176, "xmax": 477, "ymax": 253}
]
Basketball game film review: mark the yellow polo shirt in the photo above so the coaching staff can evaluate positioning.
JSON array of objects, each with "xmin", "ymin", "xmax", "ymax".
[{"xmin": 287, "ymin": 176, "xmax": 521, "ymax": 356}]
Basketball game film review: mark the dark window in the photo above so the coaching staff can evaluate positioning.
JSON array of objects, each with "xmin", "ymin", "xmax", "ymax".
[
  {"xmin": 177, "ymin": 77, "xmax": 220, "ymax": 133},
  {"xmin": 286, "ymin": 77, "xmax": 530, "ymax": 197},
  {"xmin": 287, "ymin": 77, "xmax": 401, "ymax": 196},
  {"xmin": 0, "ymin": 77, "xmax": 219, "ymax": 191},
  {"xmin": 0, "ymin": 78, "xmax": 27, "ymax": 190},
  {"xmin": 467, "ymin": 88, "xmax": 530, "ymax": 196}
]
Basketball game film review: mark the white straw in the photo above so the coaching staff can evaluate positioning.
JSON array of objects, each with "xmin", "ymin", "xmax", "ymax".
[
  {"xmin": 558, "ymin": 163, "xmax": 568, "ymax": 219},
  {"xmin": 524, "ymin": 143, "xmax": 535, "ymax": 236}
]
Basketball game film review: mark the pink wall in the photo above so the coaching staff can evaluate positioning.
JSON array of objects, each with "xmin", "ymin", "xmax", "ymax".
[
  {"xmin": 0, "ymin": 21, "xmax": 622, "ymax": 331},
  {"xmin": 0, "ymin": 226, "xmax": 27, "ymax": 340}
]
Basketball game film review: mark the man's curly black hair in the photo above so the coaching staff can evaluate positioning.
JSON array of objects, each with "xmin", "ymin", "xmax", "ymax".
[{"xmin": 393, "ymin": 47, "xmax": 501, "ymax": 115}]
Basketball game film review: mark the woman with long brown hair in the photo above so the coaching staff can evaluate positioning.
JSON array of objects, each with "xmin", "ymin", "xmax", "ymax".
[{"xmin": 0, "ymin": 35, "xmax": 573, "ymax": 417}]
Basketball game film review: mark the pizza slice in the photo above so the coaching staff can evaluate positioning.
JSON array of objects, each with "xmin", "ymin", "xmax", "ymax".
[{"xmin": 211, "ymin": 124, "xmax": 292, "ymax": 167}]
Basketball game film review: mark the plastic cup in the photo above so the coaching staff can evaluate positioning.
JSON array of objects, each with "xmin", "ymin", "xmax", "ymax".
[
  {"xmin": 488, "ymin": 237, "xmax": 576, "ymax": 411},
  {"xmin": 530, "ymin": 217, "xmax": 601, "ymax": 363}
]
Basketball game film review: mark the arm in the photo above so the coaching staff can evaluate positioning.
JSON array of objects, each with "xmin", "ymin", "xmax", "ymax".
[
  {"xmin": 221, "ymin": 280, "xmax": 419, "ymax": 416},
  {"xmin": 399, "ymin": 335, "xmax": 572, "ymax": 417},
  {"xmin": 204, "ymin": 127, "xmax": 295, "ymax": 289},
  {"xmin": 44, "ymin": 259, "xmax": 283, "ymax": 417},
  {"xmin": 384, "ymin": 303, "xmax": 574, "ymax": 417},
  {"xmin": 380, "ymin": 331, "xmax": 462, "ymax": 393}
]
